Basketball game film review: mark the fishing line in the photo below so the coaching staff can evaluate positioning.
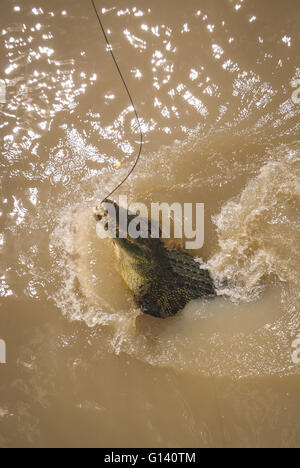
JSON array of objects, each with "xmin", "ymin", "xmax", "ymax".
[{"xmin": 91, "ymin": 0, "xmax": 143, "ymax": 204}]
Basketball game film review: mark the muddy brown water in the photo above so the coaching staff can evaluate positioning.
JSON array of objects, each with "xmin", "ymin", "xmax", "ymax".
[{"xmin": 0, "ymin": 0, "xmax": 300, "ymax": 448}]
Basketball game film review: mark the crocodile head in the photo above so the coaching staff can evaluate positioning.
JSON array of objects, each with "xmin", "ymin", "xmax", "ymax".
[{"xmin": 93, "ymin": 199, "xmax": 161, "ymax": 264}]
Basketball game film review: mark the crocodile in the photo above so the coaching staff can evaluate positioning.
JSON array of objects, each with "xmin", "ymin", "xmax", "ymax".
[{"xmin": 94, "ymin": 200, "xmax": 215, "ymax": 318}]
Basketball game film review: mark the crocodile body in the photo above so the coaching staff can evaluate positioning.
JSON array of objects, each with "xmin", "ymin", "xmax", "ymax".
[{"xmin": 94, "ymin": 200, "xmax": 215, "ymax": 318}]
